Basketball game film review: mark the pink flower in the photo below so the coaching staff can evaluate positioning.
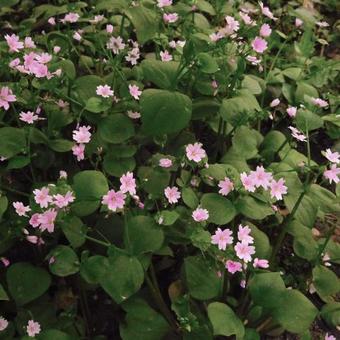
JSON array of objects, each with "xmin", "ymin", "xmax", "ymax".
[
  {"xmin": 218, "ymin": 177, "xmax": 234, "ymax": 196},
  {"xmin": 163, "ymin": 13, "xmax": 178, "ymax": 23},
  {"xmin": 270, "ymin": 178, "xmax": 288, "ymax": 200},
  {"xmin": 186, "ymin": 142, "xmax": 206, "ymax": 163},
  {"xmin": 312, "ymin": 97, "xmax": 328, "ymax": 108},
  {"xmin": 53, "ymin": 191, "xmax": 75, "ymax": 208},
  {"xmin": 325, "ymin": 333, "xmax": 336, "ymax": 340},
  {"xmin": 164, "ymin": 186, "xmax": 181, "ymax": 204},
  {"xmin": 239, "ymin": 11, "xmax": 253, "ymax": 25},
  {"xmin": 62, "ymin": 12, "xmax": 80, "ymax": 23},
  {"xmin": 289, "ymin": 126, "xmax": 307, "ymax": 142},
  {"xmin": 26, "ymin": 235, "xmax": 38, "ymax": 244},
  {"xmin": 234, "ymin": 242, "xmax": 255, "ymax": 263},
  {"xmin": 316, "ymin": 21, "xmax": 329, "ymax": 28},
  {"xmin": 53, "ymin": 46, "xmax": 61, "ymax": 53},
  {"xmin": 89, "ymin": 15, "xmax": 104, "ymax": 24},
  {"xmin": 120, "ymin": 172, "xmax": 136, "ymax": 195},
  {"xmin": 0, "ymin": 87, "xmax": 16, "ymax": 111},
  {"xmin": 9, "ymin": 58, "xmax": 20, "ymax": 68},
  {"xmin": 26, "ymin": 320, "xmax": 41, "ymax": 337},
  {"xmin": 33, "ymin": 187, "xmax": 53, "ymax": 208},
  {"xmin": 209, "ymin": 32, "xmax": 223, "ymax": 42},
  {"xmin": 286, "ymin": 106, "xmax": 297, "ymax": 117},
  {"xmin": 0, "ymin": 257, "xmax": 10, "ymax": 267},
  {"xmin": 13, "ymin": 202, "xmax": 30, "ymax": 217},
  {"xmin": 125, "ymin": 47, "xmax": 140, "ymax": 65},
  {"xmin": 0, "ymin": 317, "xmax": 8, "ymax": 331},
  {"xmin": 157, "ymin": 0, "xmax": 172, "ymax": 8},
  {"xmin": 96, "ymin": 85, "xmax": 114, "ymax": 98},
  {"xmin": 160, "ymin": 50, "xmax": 173, "ymax": 62},
  {"xmin": 240, "ymin": 279, "xmax": 246, "ymax": 288},
  {"xmin": 225, "ymin": 260, "xmax": 243, "ymax": 274},
  {"xmin": 29, "ymin": 213, "xmax": 41, "ymax": 228},
  {"xmin": 225, "ymin": 16, "xmax": 240, "ymax": 32},
  {"xmin": 237, "ymin": 225, "xmax": 253, "ymax": 244},
  {"xmin": 324, "ymin": 148, "xmax": 340, "ymax": 164},
  {"xmin": 48, "ymin": 17, "xmax": 56, "ymax": 25},
  {"xmin": 324, "ymin": 164, "xmax": 340, "ymax": 184},
  {"xmin": 240, "ymin": 172, "xmax": 256, "ymax": 192},
  {"xmin": 250, "ymin": 166, "xmax": 273, "ymax": 190},
  {"xmin": 259, "ymin": 1, "xmax": 277, "ymax": 20},
  {"xmin": 24, "ymin": 37, "xmax": 36, "ymax": 48},
  {"xmin": 72, "ymin": 144, "xmax": 85, "ymax": 161},
  {"xmin": 4, "ymin": 34, "xmax": 24, "ymax": 52},
  {"xmin": 73, "ymin": 31, "xmax": 82, "ymax": 41},
  {"xmin": 246, "ymin": 55, "xmax": 261, "ymax": 65},
  {"xmin": 192, "ymin": 207, "xmax": 209, "ymax": 222},
  {"xmin": 73, "ymin": 125, "xmax": 91, "ymax": 144},
  {"xmin": 106, "ymin": 24, "xmax": 114, "ymax": 33},
  {"xmin": 159, "ymin": 158, "xmax": 172, "ymax": 168},
  {"xmin": 253, "ymin": 258, "xmax": 269, "ymax": 268},
  {"xmin": 102, "ymin": 190, "xmax": 126, "ymax": 212},
  {"xmin": 38, "ymin": 209, "xmax": 57, "ymax": 233},
  {"xmin": 128, "ymin": 84, "xmax": 142, "ymax": 100},
  {"xmin": 295, "ymin": 18, "xmax": 303, "ymax": 27},
  {"xmin": 260, "ymin": 23, "xmax": 272, "ymax": 37},
  {"xmin": 211, "ymin": 228, "xmax": 233, "ymax": 250},
  {"xmin": 19, "ymin": 111, "xmax": 39, "ymax": 124},
  {"xmin": 270, "ymin": 98, "xmax": 280, "ymax": 107},
  {"xmin": 251, "ymin": 37, "xmax": 268, "ymax": 53},
  {"xmin": 107, "ymin": 36, "xmax": 125, "ymax": 54}
]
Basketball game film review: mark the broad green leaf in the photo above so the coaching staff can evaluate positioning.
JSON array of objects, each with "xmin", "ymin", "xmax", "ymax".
[
  {"xmin": 73, "ymin": 75, "xmax": 103, "ymax": 104},
  {"xmin": 196, "ymin": 53, "xmax": 219, "ymax": 74},
  {"xmin": 242, "ymin": 75, "xmax": 262, "ymax": 95},
  {"xmin": 6, "ymin": 156, "xmax": 30, "ymax": 170},
  {"xmin": 320, "ymin": 302, "xmax": 340, "ymax": 328},
  {"xmin": 138, "ymin": 167, "xmax": 170, "ymax": 197},
  {"xmin": 7, "ymin": 262, "xmax": 51, "ymax": 305},
  {"xmin": 48, "ymin": 139, "xmax": 74, "ymax": 152},
  {"xmin": 295, "ymin": 82, "xmax": 318, "ymax": 103},
  {"xmin": 72, "ymin": 170, "xmax": 109, "ymax": 216},
  {"xmin": 126, "ymin": 216, "xmax": 164, "ymax": 255},
  {"xmin": 60, "ymin": 215, "xmax": 87, "ymax": 248},
  {"xmin": 0, "ymin": 127, "xmax": 26, "ymax": 159},
  {"xmin": 98, "ymin": 114, "xmax": 135, "ymax": 144},
  {"xmin": 0, "ymin": 196, "xmax": 8, "ymax": 221},
  {"xmin": 103, "ymin": 153, "xmax": 135, "ymax": 177},
  {"xmin": 207, "ymin": 302, "xmax": 245, "ymax": 338},
  {"xmin": 100, "ymin": 254, "xmax": 144, "ymax": 304},
  {"xmin": 313, "ymin": 265, "xmax": 340, "ymax": 302},
  {"xmin": 272, "ymin": 289, "xmax": 318, "ymax": 334},
  {"xmin": 49, "ymin": 245, "xmax": 79, "ymax": 277},
  {"xmin": 248, "ymin": 224, "xmax": 271, "ymax": 259},
  {"xmin": 85, "ymin": 97, "xmax": 111, "ymax": 113},
  {"xmin": 38, "ymin": 330, "xmax": 73, "ymax": 340},
  {"xmin": 141, "ymin": 89, "xmax": 192, "ymax": 136},
  {"xmin": 282, "ymin": 67, "xmax": 302, "ymax": 80},
  {"xmin": 120, "ymin": 298, "xmax": 170, "ymax": 340},
  {"xmin": 0, "ymin": 283, "xmax": 9, "ymax": 301},
  {"xmin": 80, "ymin": 255, "xmax": 110, "ymax": 284},
  {"xmin": 201, "ymin": 193, "xmax": 236, "ymax": 225},
  {"xmin": 124, "ymin": 5, "xmax": 158, "ymax": 44},
  {"xmin": 295, "ymin": 109, "xmax": 323, "ymax": 132},
  {"xmin": 308, "ymin": 184, "xmax": 340, "ymax": 213},
  {"xmin": 184, "ymin": 256, "xmax": 220, "ymax": 300},
  {"xmin": 236, "ymin": 196, "xmax": 274, "ymax": 220},
  {"xmin": 141, "ymin": 59, "xmax": 178, "ymax": 89},
  {"xmin": 182, "ymin": 187, "xmax": 199, "ymax": 209}
]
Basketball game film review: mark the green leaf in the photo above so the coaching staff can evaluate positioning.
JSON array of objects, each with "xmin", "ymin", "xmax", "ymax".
[
  {"xmin": 220, "ymin": 89, "xmax": 260, "ymax": 126},
  {"xmin": 120, "ymin": 298, "xmax": 170, "ymax": 340},
  {"xmin": 124, "ymin": 5, "xmax": 158, "ymax": 44},
  {"xmin": 295, "ymin": 81, "xmax": 318, "ymax": 103},
  {"xmin": 141, "ymin": 59, "xmax": 179, "ymax": 89},
  {"xmin": 103, "ymin": 153, "xmax": 135, "ymax": 177},
  {"xmin": 0, "ymin": 127, "xmax": 26, "ymax": 159},
  {"xmin": 272, "ymin": 289, "xmax": 318, "ymax": 334},
  {"xmin": 231, "ymin": 126, "xmax": 261, "ymax": 159},
  {"xmin": 0, "ymin": 283, "xmax": 9, "ymax": 301},
  {"xmin": 49, "ymin": 245, "xmax": 79, "ymax": 277},
  {"xmin": 242, "ymin": 75, "xmax": 262, "ymax": 95},
  {"xmin": 48, "ymin": 139, "xmax": 74, "ymax": 152},
  {"xmin": 80, "ymin": 255, "xmax": 110, "ymax": 284},
  {"xmin": 100, "ymin": 254, "xmax": 144, "ymax": 304},
  {"xmin": 207, "ymin": 302, "xmax": 245, "ymax": 338},
  {"xmin": 184, "ymin": 256, "xmax": 220, "ymax": 300},
  {"xmin": 313, "ymin": 265, "xmax": 340, "ymax": 302},
  {"xmin": 6, "ymin": 156, "xmax": 30, "ymax": 170},
  {"xmin": 196, "ymin": 53, "xmax": 219, "ymax": 74},
  {"xmin": 182, "ymin": 187, "xmax": 199, "ymax": 209},
  {"xmin": 61, "ymin": 215, "xmax": 87, "ymax": 248},
  {"xmin": 141, "ymin": 89, "xmax": 192, "ymax": 136},
  {"xmin": 282, "ymin": 67, "xmax": 302, "ymax": 80},
  {"xmin": 295, "ymin": 109, "xmax": 323, "ymax": 132},
  {"xmin": 236, "ymin": 196, "xmax": 274, "ymax": 220},
  {"xmin": 85, "ymin": 97, "xmax": 111, "ymax": 113},
  {"xmin": 98, "ymin": 114, "xmax": 135, "ymax": 144},
  {"xmin": 157, "ymin": 210, "xmax": 179, "ymax": 226},
  {"xmin": 72, "ymin": 170, "xmax": 109, "ymax": 216},
  {"xmin": 249, "ymin": 272, "xmax": 286, "ymax": 310},
  {"xmin": 320, "ymin": 302, "xmax": 340, "ymax": 328},
  {"xmin": 201, "ymin": 193, "xmax": 236, "ymax": 225},
  {"xmin": 248, "ymin": 224, "xmax": 271, "ymax": 259},
  {"xmin": 0, "ymin": 196, "xmax": 7, "ymax": 221},
  {"xmin": 54, "ymin": 59, "xmax": 76, "ymax": 79},
  {"xmin": 308, "ymin": 184, "xmax": 340, "ymax": 214},
  {"xmin": 126, "ymin": 216, "xmax": 164, "ymax": 255},
  {"xmin": 73, "ymin": 75, "xmax": 103, "ymax": 104},
  {"xmin": 138, "ymin": 167, "xmax": 170, "ymax": 197},
  {"xmin": 38, "ymin": 329, "xmax": 73, "ymax": 340},
  {"xmin": 7, "ymin": 262, "xmax": 51, "ymax": 305}
]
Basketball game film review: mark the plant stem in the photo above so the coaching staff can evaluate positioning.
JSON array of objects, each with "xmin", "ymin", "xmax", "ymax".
[
  {"xmin": 84, "ymin": 235, "xmax": 111, "ymax": 247},
  {"xmin": 145, "ymin": 264, "xmax": 178, "ymax": 331},
  {"xmin": 316, "ymin": 224, "xmax": 336, "ymax": 263},
  {"xmin": 0, "ymin": 185, "xmax": 30, "ymax": 197}
]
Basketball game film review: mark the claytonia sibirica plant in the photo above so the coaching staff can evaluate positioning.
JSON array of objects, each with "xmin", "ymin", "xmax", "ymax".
[{"xmin": 0, "ymin": 0, "xmax": 339, "ymax": 339}]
